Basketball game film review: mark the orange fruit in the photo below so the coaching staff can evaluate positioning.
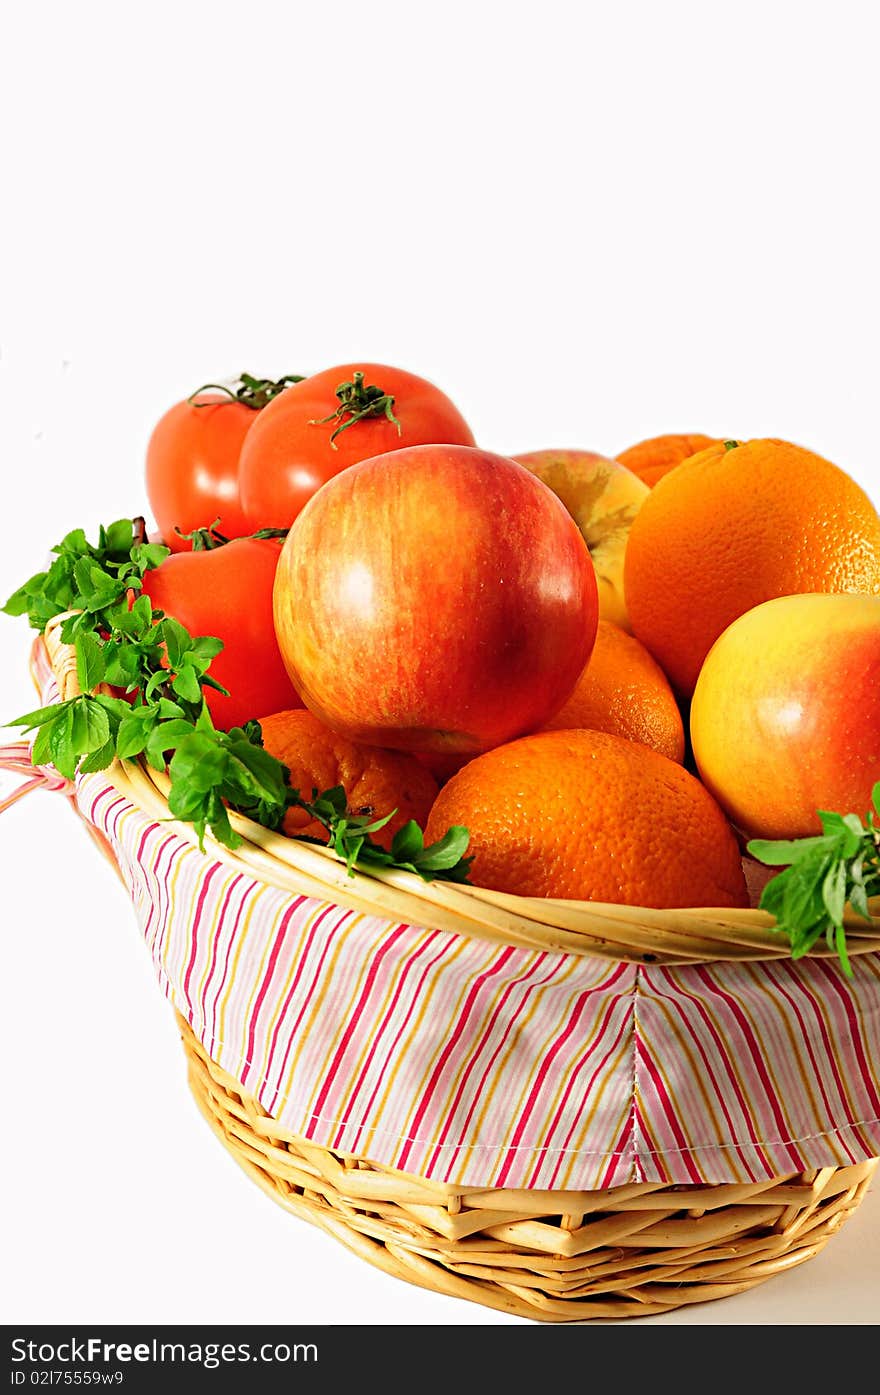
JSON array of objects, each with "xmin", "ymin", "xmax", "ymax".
[
  {"xmin": 624, "ymin": 438, "xmax": 880, "ymax": 697},
  {"xmin": 539, "ymin": 619, "xmax": 684, "ymax": 762},
  {"xmin": 424, "ymin": 729, "xmax": 748, "ymax": 908},
  {"xmin": 259, "ymin": 708, "xmax": 438, "ymax": 849},
  {"xmin": 616, "ymin": 433, "xmax": 722, "ymax": 488}
]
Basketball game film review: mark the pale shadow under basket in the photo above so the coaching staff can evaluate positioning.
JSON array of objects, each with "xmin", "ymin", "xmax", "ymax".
[{"xmin": 44, "ymin": 615, "xmax": 880, "ymax": 1323}]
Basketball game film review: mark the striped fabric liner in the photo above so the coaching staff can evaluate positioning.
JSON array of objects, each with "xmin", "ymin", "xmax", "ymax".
[{"xmin": 29, "ymin": 643, "xmax": 880, "ymax": 1188}]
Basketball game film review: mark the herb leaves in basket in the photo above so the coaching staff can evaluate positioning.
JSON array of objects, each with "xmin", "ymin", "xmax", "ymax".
[
  {"xmin": 4, "ymin": 519, "xmax": 472, "ymax": 884},
  {"xmin": 747, "ymin": 788, "xmax": 880, "ymax": 977},
  {"xmin": 278, "ymin": 780, "xmax": 472, "ymax": 882}
]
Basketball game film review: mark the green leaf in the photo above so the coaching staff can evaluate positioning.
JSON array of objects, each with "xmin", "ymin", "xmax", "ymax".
[
  {"xmin": 224, "ymin": 744, "xmax": 289, "ymax": 801},
  {"xmin": 103, "ymin": 643, "xmax": 143, "ymax": 688},
  {"xmin": 849, "ymin": 862, "xmax": 873, "ymax": 921},
  {"xmin": 8, "ymin": 699, "xmax": 75, "ymax": 731},
  {"xmin": 817, "ymin": 809, "xmax": 864, "ymax": 857},
  {"xmin": 69, "ymin": 697, "xmax": 111, "ymax": 755},
  {"xmin": 426, "ymin": 855, "xmax": 474, "ymax": 885},
  {"xmin": 2, "ymin": 571, "xmax": 48, "ymax": 617},
  {"xmin": 748, "ymin": 834, "xmax": 834, "ymax": 866},
  {"xmin": 145, "ymin": 719, "xmax": 199, "ymax": 771},
  {"xmin": 103, "ymin": 519, "xmax": 135, "ymax": 554},
  {"xmin": 341, "ymin": 832, "xmax": 365, "ymax": 873},
  {"xmin": 18, "ymin": 554, "xmax": 73, "ymax": 615},
  {"xmin": 106, "ymin": 594, "xmax": 152, "ymax": 637},
  {"xmin": 53, "ymin": 528, "xmax": 90, "ymax": 557},
  {"xmin": 834, "ymin": 923, "xmax": 852, "ymax": 978},
  {"xmin": 186, "ymin": 635, "xmax": 224, "ymax": 669},
  {"xmin": 60, "ymin": 609, "xmax": 90, "ymax": 642},
  {"xmin": 93, "ymin": 692, "xmax": 135, "ymax": 720},
  {"xmin": 31, "ymin": 721, "xmax": 57, "ymax": 769},
  {"xmin": 390, "ymin": 821, "xmax": 424, "ymax": 864},
  {"xmin": 285, "ymin": 785, "xmax": 471, "ymax": 885},
  {"xmin": 781, "ymin": 850, "xmax": 831, "ymax": 929},
  {"xmin": 44, "ymin": 552, "xmax": 77, "ymax": 592},
  {"xmin": 144, "ymin": 670, "xmax": 168, "ymax": 700},
  {"xmin": 200, "ymin": 673, "xmax": 231, "ymax": 696},
  {"xmin": 72, "ymin": 557, "xmax": 112, "ymax": 602},
  {"xmin": 157, "ymin": 697, "xmax": 185, "ymax": 719},
  {"xmin": 171, "ymin": 664, "xmax": 202, "ymax": 703},
  {"xmin": 166, "ymin": 775, "xmax": 211, "ymax": 820},
  {"xmin": 842, "ymin": 812, "xmax": 868, "ymax": 839},
  {"xmin": 790, "ymin": 922, "xmax": 829, "ymax": 959},
  {"xmin": 317, "ymin": 785, "xmax": 348, "ymax": 820},
  {"xmin": 758, "ymin": 867, "xmax": 791, "ymax": 920},
  {"xmin": 75, "ymin": 631, "xmax": 107, "ymax": 693},
  {"xmin": 79, "ymin": 738, "xmax": 117, "ymax": 773},
  {"xmin": 168, "ymin": 735, "xmax": 230, "ymax": 793},
  {"xmin": 116, "ymin": 709, "xmax": 157, "ymax": 760},
  {"xmin": 415, "ymin": 825, "xmax": 471, "ymax": 872},
  {"xmin": 821, "ymin": 858, "xmax": 846, "ymax": 926},
  {"xmin": 207, "ymin": 789, "xmax": 237, "ymax": 846},
  {"xmin": 354, "ymin": 809, "xmax": 396, "ymax": 837},
  {"xmin": 48, "ymin": 706, "xmax": 78, "ymax": 778},
  {"xmin": 755, "ymin": 802, "xmax": 880, "ymax": 977},
  {"xmin": 131, "ymin": 542, "xmax": 170, "ymax": 574},
  {"xmin": 202, "ymin": 795, "xmax": 237, "ymax": 850},
  {"xmin": 194, "ymin": 701, "xmax": 216, "ymax": 732},
  {"xmin": 160, "ymin": 617, "xmax": 192, "ymax": 669}
]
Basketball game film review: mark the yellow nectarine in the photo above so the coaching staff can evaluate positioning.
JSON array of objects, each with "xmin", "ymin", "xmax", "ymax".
[{"xmin": 691, "ymin": 593, "xmax": 880, "ymax": 839}]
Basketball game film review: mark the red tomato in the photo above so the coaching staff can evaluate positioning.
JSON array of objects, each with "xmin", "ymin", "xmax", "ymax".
[
  {"xmin": 273, "ymin": 445, "xmax": 598, "ymax": 755},
  {"xmin": 238, "ymin": 363, "xmax": 475, "ymax": 530},
  {"xmin": 141, "ymin": 539, "xmax": 302, "ymax": 729},
  {"xmin": 146, "ymin": 394, "xmax": 257, "ymax": 551}
]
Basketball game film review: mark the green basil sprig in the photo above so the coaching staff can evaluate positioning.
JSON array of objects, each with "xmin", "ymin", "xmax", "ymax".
[
  {"xmin": 3, "ymin": 519, "xmax": 471, "ymax": 883},
  {"xmin": 748, "ymin": 785, "xmax": 880, "ymax": 977}
]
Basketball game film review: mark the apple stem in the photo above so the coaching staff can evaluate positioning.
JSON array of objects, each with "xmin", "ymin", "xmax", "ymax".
[
  {"xmin": 309, "ymin": 371, "xmax": 402, "ymax": 449},
  {"xmin": 187, "ymin": 372, "xmax": 306, "ymax": 410}
]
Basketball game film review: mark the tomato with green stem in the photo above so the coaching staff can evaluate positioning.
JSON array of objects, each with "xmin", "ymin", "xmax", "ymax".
[
  {"xmin": 238, "ymin": 363, "xmax": 475, "ymax": 530},
  {"xmin": 146, "ymin": 372, "xmax": 304, "ymax": 551},
  {"xmin": 141, "ymin": 537, "xmax": 302, "ymax": 730}
]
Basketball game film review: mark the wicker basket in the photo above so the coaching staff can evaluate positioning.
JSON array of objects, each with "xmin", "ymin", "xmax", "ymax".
[
  {"xmin": 40, "ymin": 615, "xmax": 880, "ymax": 1322},
  {"xmin": 183, "ymin": 1017, "xmax": 876, "ymax": 1321}
]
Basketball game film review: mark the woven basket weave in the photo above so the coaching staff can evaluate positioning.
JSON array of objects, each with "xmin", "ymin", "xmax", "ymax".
[{"xmin": 42, "ymin": 614, "xmax": 880, "ymax": 1322}]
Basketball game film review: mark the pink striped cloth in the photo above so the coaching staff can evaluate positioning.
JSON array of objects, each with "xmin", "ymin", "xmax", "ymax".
[{"xmin": 18, "ymin": 641, "xmax": 880, "ymax": 1188}]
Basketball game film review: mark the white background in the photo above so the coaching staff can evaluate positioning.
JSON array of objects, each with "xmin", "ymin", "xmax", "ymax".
[{"xmin": 2, "ymin": 0, "xmax": 879, "ymax": 1330}]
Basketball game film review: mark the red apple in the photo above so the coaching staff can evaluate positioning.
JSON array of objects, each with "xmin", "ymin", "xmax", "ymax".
[{"xmin": 273, "ymin": 444, "xmax": 599, "ymax": 755}]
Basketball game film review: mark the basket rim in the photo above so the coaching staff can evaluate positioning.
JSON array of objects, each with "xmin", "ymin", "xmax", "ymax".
[{"xmin": 41, "ymin": 615, "xmax": 880, "ymax": 967}]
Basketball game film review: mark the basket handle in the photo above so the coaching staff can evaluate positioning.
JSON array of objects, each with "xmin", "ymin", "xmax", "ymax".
[{"xmin": 0, "ymin": 740, "xmax": 76, "ymax": 812}]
